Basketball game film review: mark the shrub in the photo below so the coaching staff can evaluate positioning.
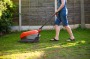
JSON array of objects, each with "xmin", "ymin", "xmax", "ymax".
[{"xmin": 0, "ymin": 0, "xmax": 16, "ymax": 34}]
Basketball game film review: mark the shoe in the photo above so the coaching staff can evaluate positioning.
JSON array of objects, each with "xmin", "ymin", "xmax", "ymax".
[
  {"xmin": 50, "ymin": 38, "xmax": 59, "ymax": 41},
  {"xmin": 67, "ymin": 38, "xmax": 75, "ymax": 42}
]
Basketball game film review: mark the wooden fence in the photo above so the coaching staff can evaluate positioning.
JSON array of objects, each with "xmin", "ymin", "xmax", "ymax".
[{"xmin": 13, "ymin": 0, "xmax": 90, "ymax": 26}]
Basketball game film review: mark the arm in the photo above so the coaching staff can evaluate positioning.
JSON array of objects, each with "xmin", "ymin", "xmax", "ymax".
[{"xmin": 55, "ymin": 0, "xmax": 65, "ymax": 13}]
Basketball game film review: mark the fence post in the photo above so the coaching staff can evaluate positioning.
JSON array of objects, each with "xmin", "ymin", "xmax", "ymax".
[
  {"xmin": 55, "ymin": 0, "xmax": 57, "ymax": 20},
  {"xmin": 19, "ymin": 0, "xmax": 22, "ymax": 31},
  {"xmin": 81, "ymin": 0, "xmax": 85, "ymax": 28}
]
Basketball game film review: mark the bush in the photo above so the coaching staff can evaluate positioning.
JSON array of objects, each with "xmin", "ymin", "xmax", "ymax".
[{"xmin": 0, "ymin": 0, "xmax": 16, "ymax": 34}]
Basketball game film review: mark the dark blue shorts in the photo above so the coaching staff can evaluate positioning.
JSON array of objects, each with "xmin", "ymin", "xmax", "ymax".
[{"xmin": 54, "ymin": 10, "xmax": 68, "ymax": 26}]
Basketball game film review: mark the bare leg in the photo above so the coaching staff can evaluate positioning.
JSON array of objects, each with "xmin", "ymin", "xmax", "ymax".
[
  {"xmin": 64, "ymin": 25, "xmax": 75, "ymax": 39},
  {"xmin": 54, "ymin": 25, "xmax": 60, "ymax": 40}
]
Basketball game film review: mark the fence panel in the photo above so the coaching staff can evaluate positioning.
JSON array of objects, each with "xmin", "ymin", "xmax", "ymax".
[{"xmin": 13, "ymin": 0, "xmax": 90, "ymax": 26}]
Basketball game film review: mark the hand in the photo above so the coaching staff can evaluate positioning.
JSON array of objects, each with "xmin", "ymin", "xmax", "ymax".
[{"xmin": 55, "ymin": 11, "xmax": 58, "ymax": 16}]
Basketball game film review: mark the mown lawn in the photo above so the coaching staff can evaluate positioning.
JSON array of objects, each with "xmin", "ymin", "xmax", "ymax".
[{"xmin": 0, "ymin": 28, "xmax": 90, "ymax": 59}]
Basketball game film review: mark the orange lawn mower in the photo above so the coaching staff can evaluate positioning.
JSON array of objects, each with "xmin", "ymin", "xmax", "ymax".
[{"xmin": 19, "ymin": 13, "xmax": 55, "ymax": 43}]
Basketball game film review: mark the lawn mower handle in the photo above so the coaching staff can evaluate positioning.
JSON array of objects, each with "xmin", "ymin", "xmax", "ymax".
[{"xmin": 38, "ymin": 13, "xmax": 56, "ymax": 32}]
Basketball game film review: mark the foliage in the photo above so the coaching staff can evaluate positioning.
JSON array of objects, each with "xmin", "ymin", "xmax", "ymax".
[{"xmin": 0, "ymin": 0, "xmax": 16, "ymax": 34}]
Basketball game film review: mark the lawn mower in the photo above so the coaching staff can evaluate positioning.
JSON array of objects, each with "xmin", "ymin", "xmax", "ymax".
[{"xmin": 19, "ymin": 13, "xmax": 55, "ymax": 43}]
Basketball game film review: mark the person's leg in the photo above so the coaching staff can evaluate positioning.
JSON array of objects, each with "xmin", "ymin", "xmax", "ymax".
[
  {"xmin": 61, "ymin": 10, "xmax": 75, "ymax": 40},
  {"xmin": 51, "ymin": 16, "xmax": 61, "ymax": 41},
  {"xmin": 54, "ymin": 25, "xmax": 60, "ymax": 40},
  {"xmin": 64, "ymin": 25, "xmax": 75, "ymax": 40}
]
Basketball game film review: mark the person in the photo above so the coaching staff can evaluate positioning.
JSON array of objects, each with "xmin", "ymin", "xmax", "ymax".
[{"xmin": 51, "ymin": 0, "xmax": 75, "ymax": 41}]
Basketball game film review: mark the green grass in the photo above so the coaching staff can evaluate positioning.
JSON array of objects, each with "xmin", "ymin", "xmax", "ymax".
[{"xmin": 0, "ymin": 28, "xmax": 90, "ymax": 59}]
